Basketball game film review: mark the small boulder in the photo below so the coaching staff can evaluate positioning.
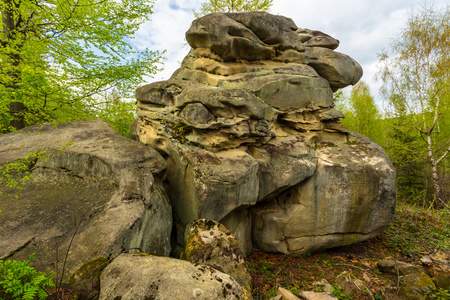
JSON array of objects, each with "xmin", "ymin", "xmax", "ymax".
[
  {"xmin": 276, "ymin": 287, "xmax": 301, "ymax": 299},
  {"xmin": 399, "ymin": 272, "xmax": 435, "ymax": 300},
  {"xmin": 99, "ymin": 253, "xmax": 252, "ymax": 300},
  {"xmin": 377, "ymin": 259, "xmax": 425, "ymax": 276}
]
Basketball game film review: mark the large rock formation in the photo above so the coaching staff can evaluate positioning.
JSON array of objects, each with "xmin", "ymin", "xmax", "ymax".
[
  {"xmin": 0, "ymin": 119, "xmax": 172, "ymax": 298},
  {"xmin": 132, "ymin": 12, "xmax": 396, "ymax": 256}
]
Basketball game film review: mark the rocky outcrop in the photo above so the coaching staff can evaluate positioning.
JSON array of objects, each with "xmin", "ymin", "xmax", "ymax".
[
  {"xmin": 99, "ymin": 253, "xmax": 251, "ymax": 300},
  {"xmin": 0, "ymin": 119, "xmax": 172, "ymax": 298},
  {"xmin": 132, "ymin": 12, "xmax": 395, "ymax": 256}
]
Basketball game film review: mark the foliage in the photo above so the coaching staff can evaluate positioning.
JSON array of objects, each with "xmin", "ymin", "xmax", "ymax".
[
  {"xmin": 425, "ymin": 287, "xmax": 450, "ymax": 300},
  {"xmin": 194, "ymin": 0, "xmax": 273, "ymax": 18},
  {"xmin": 0, "ymin": 254, "xmax": 55, "ymax": 300},
  {"xmin": 331, "ymin": 284, "xmax": 354, "ymax": 300},
  {"xmin": 0, "ymin": 0, "xmax": 163, "ymax": 132},
  {"xmin": 334, "ymin": 81, "xmax": 383, "ymax": 144},
  {"xmin": 378, "ymin": 5, "xmax": 450, "ymax": 207},
  {"xmin": 0, "ymin": 149, "xmax": 47, "ymax": 198},
  {"xmin": 92, "ymin": 92, "xmax": 136, "ymax": 138}
]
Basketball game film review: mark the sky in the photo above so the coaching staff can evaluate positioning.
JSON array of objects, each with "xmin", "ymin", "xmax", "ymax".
[{"xmin": 133, "ymin": 0, "xmax": 448, "ymax": 106}]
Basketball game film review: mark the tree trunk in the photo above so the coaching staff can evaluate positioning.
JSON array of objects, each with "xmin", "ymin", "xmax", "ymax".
[
  {"xmin": 2, "ymin": 0, "xmax": 26, "ymax": 130},
  {"xmin": 427, "ymin": 134, "xmax": 445, "ymax": 207},
  {"xmin": 9, "ymin": 102, "xmax": 25, "ymax": 129}
]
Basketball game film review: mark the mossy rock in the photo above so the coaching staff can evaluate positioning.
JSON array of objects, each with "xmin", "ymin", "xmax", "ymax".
[
  {"xmin": 399, "ymin": 272, "xmax": 436, "ymax": 300},
  {"xmin": 434, "ymin": 270, "xmax": 450, "ymax": 289},
  {"xmin": 70, "ymin": 256, "xmax": 109, "ymax": 299}
]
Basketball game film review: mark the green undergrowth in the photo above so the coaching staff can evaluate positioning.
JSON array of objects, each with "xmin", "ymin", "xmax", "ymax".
[
  {"xmin": 381, "ymin": 202, "xmax": 450, "ymax": 259},
  {"xmin": 0, "ymin": 254, "xmax": 54, "ymax": 300}
]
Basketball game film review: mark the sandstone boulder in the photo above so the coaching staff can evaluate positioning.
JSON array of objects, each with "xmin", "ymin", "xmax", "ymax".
[
  {"xmin": 133, "ymin": 12, "xmax": 395, "ymax": 256},
  {"xmin": 252, "ymin": 132, "xmax": 396, "ymax": 255},
  {"xmin": 0, "ymin": 119, "xmax": 172, "ymax": 297},
  {"xmin": 99, "ymin": 253, "xmax": 251, "ymax": 300}
]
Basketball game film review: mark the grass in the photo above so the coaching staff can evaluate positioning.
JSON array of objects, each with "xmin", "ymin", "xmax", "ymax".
[{"xmin": 246, "ymin": 201, "xmax": 450, "ymax": 300}]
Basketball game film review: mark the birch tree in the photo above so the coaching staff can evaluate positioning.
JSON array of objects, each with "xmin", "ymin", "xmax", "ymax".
[{"xmin": 378, "ymin": 6, "xmax": 450, "ymax": 207}]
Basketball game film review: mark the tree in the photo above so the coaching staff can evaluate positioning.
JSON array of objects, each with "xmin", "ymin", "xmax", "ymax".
[
  {"xmin": 378, "ymin": 5, "xmax": 450, "ymax": 207},
  {"xmin": 94, "ymin": 91, "xmax": 136, "ymax": 138},
  {"xmin": 194, "ymin": 0, "xmax": 273, "ymax": 18},
  {"xmin": 334, "ymin": 81, "xmax": 383, "ymax": 143},
  {"xmin": 0, "ymin": 0, "xmax": 163, "ymax": 132}
]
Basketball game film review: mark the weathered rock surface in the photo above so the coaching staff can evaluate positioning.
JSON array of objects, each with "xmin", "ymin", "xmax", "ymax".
[
  {"xmin": 184, "ymin": 219, "xmax": 252, "ymax": 292},
  {"xmin": 376, "ymin": 252, "xmax": 450, "ymax": 299},
  {"xmin": 377, "ymin": 259, "xmax": 425, "ymax": 276},
  {"xmin": 0, "ymin": 119, "xmax": 172, "ymax": 297},
  {"xmin": 421, "ymin": 250, "xmax": 450, "ymax": 289},
  {"xmin": 399, "ymin": 272, "xmax": 436, "ymax": 300},
  {"xmin": 276, "ymin": 287, "xmax": 301, "ymax": 300},
  {"xmin": 133, "ymin": 12, "xmax": 395, "ymax": 256},
  {"xmin": 99, "ymin": 253, "xmax": 251, "ymax": 300},
  {"xmin": 252, "ymin": 132, "xmax": 395, "ymax": 255}
]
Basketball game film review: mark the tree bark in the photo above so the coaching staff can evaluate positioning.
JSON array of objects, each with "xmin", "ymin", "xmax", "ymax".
[
  {"xmin": 2, "ymin": 0, "xmax": 26, "ymax": 130},
  {"xmin": 427, "ymin": 133, "xmax": 447, "ymax": 208},
  {"xmin": 9, "ymin": 102, "xmax": 25, "ymax": 129}
]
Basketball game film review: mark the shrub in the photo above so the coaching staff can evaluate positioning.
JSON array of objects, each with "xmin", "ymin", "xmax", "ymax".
[{"xmin": 0, "ymin": 254, "xmax": 54, "ymax": 300}]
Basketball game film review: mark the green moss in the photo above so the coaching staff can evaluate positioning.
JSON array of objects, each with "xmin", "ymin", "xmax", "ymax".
[
  {"xmin": 70, "ymin": 256, "xmax": 108, "ymax": 288},
  {"xmin": 434, "ymin": 273, "xmax": 450, "ymax": 289}
]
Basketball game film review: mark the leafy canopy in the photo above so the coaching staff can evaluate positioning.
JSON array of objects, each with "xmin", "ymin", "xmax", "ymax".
[
  {"xmin": 0, "ymin": 0, "xmax": 163, "ymax": 131},
  {"xmin": 194, "ymin": 0, "xmax": 273, "ymax": 18},
  {"xmin": 335, "ymin": 81, "xmax": 382, "ymax": 143}
]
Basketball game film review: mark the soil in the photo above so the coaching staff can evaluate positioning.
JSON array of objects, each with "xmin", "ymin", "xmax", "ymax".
[{"xmin": 246, "ymin": 233, "xmax": 406, "ymax": 299}]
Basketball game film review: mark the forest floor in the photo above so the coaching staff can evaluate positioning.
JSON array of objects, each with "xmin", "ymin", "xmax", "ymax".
[{"xmin": 246, "ymin": 202, "xmax": 450, "ymax": 300}]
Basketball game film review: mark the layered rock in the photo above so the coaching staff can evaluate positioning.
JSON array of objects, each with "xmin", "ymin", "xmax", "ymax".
[
  {"xmin": 0, "ymin": 119, "xmax": 172, "ymax": 297},
  {"xmin": 132, "ymin": 12, "xmax": 395, "ymax": 256}
]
